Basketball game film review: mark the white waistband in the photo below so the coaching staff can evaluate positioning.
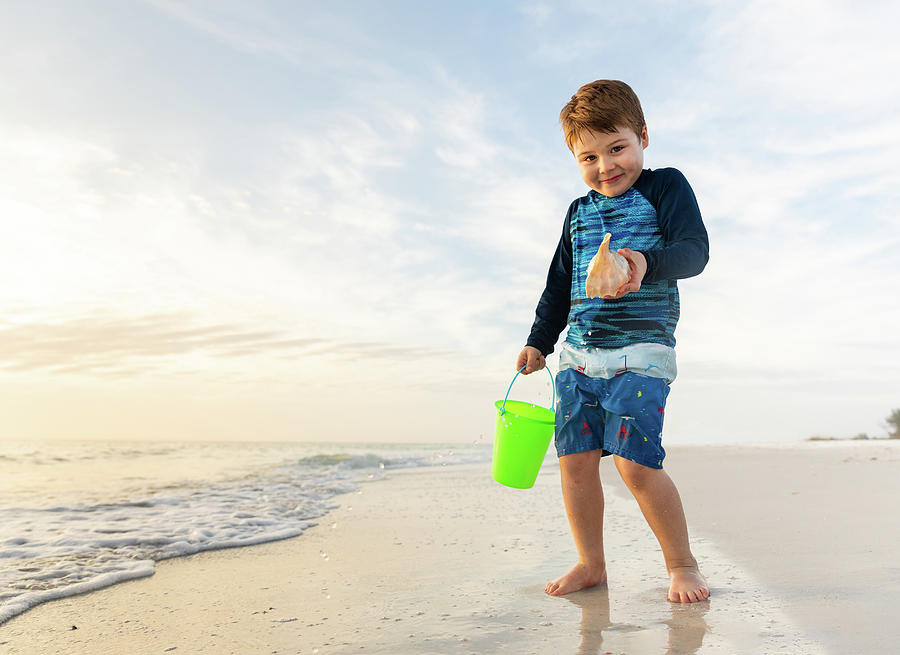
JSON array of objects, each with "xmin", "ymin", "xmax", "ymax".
[{"xmin": 559, "ymin": 342, "xmax": 677, "ymax": 383}]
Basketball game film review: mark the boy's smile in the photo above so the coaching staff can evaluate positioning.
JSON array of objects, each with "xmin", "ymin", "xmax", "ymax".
[{"xmin": 572, "ymin": 125, "xmax": 649, "ymax": 197}]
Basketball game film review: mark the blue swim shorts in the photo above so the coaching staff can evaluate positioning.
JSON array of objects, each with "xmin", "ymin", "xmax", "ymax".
[{"xmin": 554, "ymin": 368, "xmax": 669, "ymax": 468}]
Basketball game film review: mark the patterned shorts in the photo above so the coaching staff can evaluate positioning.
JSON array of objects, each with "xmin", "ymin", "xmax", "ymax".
[{"xmin": 554, "ymin": 368, "xmax": 669, "ymax": 469}]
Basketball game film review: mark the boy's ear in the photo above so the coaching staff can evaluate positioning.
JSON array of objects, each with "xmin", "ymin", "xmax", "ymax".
[{"xmin": 640, "ymin": 125, "xmax": 649, "ymax": 149}]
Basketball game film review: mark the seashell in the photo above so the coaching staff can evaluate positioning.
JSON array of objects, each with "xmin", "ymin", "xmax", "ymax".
[{"xmin": 585, "ymin": 233, "xmax": 630, "ymax": 299}]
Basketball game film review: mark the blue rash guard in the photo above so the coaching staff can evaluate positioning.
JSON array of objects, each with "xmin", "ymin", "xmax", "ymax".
[{"xmin": 526, "ymin": 167, "xmax": 709, "ymax": 356}]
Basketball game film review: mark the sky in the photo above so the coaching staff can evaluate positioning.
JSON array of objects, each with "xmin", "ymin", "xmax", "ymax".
[{"xmin": 1, "ymin": 0, "xmax": 898, "ymax": 445}]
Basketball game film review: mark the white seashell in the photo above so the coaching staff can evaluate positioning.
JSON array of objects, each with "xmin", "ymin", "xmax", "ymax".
[{"xmin": 585, "ymin": 233, "xmax": 630, "ymax": 299}]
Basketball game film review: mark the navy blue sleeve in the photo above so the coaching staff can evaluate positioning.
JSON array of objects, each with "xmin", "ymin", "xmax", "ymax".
[
  {"xmin": 525, "ymin": 202, "xmax": 574, "ymax": 356},
  {"xmin": 632, "ymin": 168, "xmax": 709, "ymax": 283}
]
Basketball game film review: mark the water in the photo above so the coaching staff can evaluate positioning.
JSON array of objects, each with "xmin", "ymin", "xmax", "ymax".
[{"xmin": 0, "ymin": 439, "xmax": 491, "ymax": 625}]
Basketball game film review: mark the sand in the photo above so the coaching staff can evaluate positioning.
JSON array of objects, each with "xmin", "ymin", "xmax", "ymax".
[{"xmin": 2, "ymin": 441, "xmax": 898, "ymax": 654}]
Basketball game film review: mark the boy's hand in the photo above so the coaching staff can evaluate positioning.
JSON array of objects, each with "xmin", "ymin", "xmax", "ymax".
[
  {"xmin": 610, "ymin": 248, "xmax": 647, "ymax": 298},
  {"xmin": 516, "ymin": 346, "xmax": 545, "ymax": 374}
]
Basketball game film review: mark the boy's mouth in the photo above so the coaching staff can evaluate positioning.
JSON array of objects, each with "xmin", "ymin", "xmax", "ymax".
[{"xmin": 601, "ymin": 174, "xmax": 623, "ymax": 185}]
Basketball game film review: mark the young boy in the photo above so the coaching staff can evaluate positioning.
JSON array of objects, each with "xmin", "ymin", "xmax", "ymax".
[{"xmin": 516, "ymin": 80, "xmax": 710, "ymax": 603}]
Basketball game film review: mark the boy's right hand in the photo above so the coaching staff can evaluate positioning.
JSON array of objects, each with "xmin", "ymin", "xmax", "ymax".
[{"xmin": 516, "ymin": 346, "xmax": 546, "ymax": 374}]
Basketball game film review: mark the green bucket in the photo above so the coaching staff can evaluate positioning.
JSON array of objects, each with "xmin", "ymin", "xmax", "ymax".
[{"xmin": 491, "ymin": 366, "xmax": 556, "ymax": 489}]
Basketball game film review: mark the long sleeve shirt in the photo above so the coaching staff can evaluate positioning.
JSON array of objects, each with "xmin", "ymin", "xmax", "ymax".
[{"xmin": 526, "ymin": 167, "xmax": 709, "ymax": 356}]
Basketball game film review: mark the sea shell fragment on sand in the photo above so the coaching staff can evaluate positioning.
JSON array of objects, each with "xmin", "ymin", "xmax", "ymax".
[{"xmin": 585, "ymin": 233, "xmax": 630, "ymax": 299}]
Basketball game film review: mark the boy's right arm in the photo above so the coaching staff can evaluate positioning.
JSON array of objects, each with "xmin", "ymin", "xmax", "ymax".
[
  {"xmin": 518, "ymin": 204, "xmax": 574, "ymax": 373},
  {"xmin": 516, "ymin": 345, "xmax": 546, "ymax": 374}
]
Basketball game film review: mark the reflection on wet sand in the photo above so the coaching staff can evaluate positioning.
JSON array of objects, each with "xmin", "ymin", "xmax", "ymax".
[
  {"xmin": 662, "ymin": 602, "xmax": 710, "ymax": 654},
  {"xmin": 565, "ymin": 585, "xmax": 710, "ymax": 655}
]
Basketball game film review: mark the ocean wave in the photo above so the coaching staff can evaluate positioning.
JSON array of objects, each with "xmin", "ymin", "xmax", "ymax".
[{"xmin": 0, "ymin": 441, "xmax": 491, "ymax": 625}]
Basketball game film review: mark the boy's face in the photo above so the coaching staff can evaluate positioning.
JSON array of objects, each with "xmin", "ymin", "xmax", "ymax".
[{"xmin": 571, "ymin": 125, "xmax": 649, "ymax": 197}]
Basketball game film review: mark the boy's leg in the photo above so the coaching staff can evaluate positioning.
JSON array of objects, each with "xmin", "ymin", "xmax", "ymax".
[
  {"xmin": 546, "ymin": 449, "xmax": 608, "ymax": 596},
  {"xmin": 613, "ymin": 455, "xmax": 709, "ymax": 603}
]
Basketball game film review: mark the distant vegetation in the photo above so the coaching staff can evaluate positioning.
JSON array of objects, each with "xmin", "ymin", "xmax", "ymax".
[
  {"xmin": 808, "ymin": 408, "xmax": 900, "ymax": 441},
  {"xmin": 889, "ymin": 408, "xmax": 900, "ymax": 438},
  {"xmin": 808, "ymin": 434, "xmax": 872, "ymax": 442}
]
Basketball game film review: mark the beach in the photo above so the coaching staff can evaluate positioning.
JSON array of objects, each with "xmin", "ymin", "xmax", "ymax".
[{"xmin": 2, "ymin": 441, "xmax": 898, "ymax": 654}]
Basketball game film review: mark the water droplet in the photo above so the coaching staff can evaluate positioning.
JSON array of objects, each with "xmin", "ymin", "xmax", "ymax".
[{"xmin": 331, "ymin": 522, "xmax": 337, "ymax": 529}]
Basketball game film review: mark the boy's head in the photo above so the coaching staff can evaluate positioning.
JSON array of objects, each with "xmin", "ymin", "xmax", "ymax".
[
  {"xmin": 560, "ymin": 80, "xmax": 649, "ymax": 198},
  {"xmin": 560, "ymin": 80, "xmax": 646, "ymax": 150}
]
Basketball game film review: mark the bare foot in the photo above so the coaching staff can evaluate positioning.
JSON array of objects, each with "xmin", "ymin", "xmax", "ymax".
[
  {"xmin": 545, "ymin": 562, "xmax": 607, "ymax": 596},
  {"xmin": 668, "ymin": 566, "xmax": 710, "ymax": 603}
]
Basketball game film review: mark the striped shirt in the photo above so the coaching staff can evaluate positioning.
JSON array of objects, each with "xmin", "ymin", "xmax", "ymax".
[{"xmin": 526, "ymin": 167, "xmax": 709, "ymax": 355}]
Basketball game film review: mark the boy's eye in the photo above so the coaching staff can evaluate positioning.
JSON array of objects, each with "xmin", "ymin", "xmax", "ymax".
[
  {"xmin": 611, "ymin": 145, "xmax": 625, "ymax": 153},
  {"xmin": 584, "ymin": 155, "xmax": 596, "ymax": 162}
]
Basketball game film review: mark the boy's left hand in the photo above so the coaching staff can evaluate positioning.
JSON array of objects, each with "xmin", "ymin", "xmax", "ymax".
[{"xmin": 610, "ymin": 249, "xmax": 647, "ymax": 298}]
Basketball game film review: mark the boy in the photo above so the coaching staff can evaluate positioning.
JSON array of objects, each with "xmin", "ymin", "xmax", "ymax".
[{"xmin": 516, "ymin": 80, "xmax": 710, "ymax": 603}]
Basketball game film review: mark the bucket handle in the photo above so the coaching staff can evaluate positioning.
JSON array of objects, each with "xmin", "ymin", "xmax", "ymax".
[{"xmin": 499, "ymin": 365, "xmax": 555, "ymax": 415}]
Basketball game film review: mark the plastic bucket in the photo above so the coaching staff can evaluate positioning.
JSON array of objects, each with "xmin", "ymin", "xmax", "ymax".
[{"xmin": 491, "ymin": 366, "xmax": 556, "ymax": 489}]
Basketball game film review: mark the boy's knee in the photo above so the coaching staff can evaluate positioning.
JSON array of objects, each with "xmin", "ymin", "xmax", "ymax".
[
  {"xmin": 614, "ymin": 455, "xmax": 656, "ymax": 488},
  {"xmin": 560, "ymin": 449, "xmax": 601, "ymax": 480}
]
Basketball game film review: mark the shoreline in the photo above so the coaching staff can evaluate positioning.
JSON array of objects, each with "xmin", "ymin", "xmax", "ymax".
[{"xmin": 3, "ymin": 441, "xmax": 898, "ymax": 653}]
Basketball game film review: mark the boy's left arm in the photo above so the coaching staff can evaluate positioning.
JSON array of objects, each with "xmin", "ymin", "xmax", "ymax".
[
  {"xmin": 608, "ymin": 248, "xmax": 648, "ymax": 297},
  {"xmin": 613, "ymin": 168, "xmax": 709, "ymax": 297},
  {"xmin": 638, "ymin": 168, "xmax": 709, "ymax": 283}
]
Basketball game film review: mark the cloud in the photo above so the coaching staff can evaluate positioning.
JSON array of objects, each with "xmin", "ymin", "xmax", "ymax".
[
  {"xmin": 708, "ymin": 0, "xmax": 900, "ymax": 113},
  {"xmin": 142, "ymin": 0, "xmax": 393, "ymax": 78},
  {"xmin": 0, "ymin": 312, "xmax": 456, "ymax": 378},
  {"xmin": 309, "ymin": 341, "xmax": 461, "ymax": 363},
  {"xmin": 434, "ymin": 90, "xmax": 499, "ymax": 170},
  {"xmin": 518, "ymin": 3, "xmax": 552, "ymax": 27},
  {"xmin": 2, "ymin": 3, "xmax": 571, "ymax": 368}
]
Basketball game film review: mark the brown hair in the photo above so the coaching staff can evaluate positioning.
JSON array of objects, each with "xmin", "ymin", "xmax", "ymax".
[{"xmin": 560, "ymin": 80, "xmax": 646, "ymax": 151}]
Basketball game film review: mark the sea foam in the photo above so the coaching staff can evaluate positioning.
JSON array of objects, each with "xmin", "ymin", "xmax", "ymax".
[{"xmin": 0, "ymin": 441, "xmax": 489, "ymax": 624}]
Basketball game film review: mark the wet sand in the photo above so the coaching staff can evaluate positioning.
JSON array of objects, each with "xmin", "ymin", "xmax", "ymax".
[
  {"xmin": 666, "ymin": 441, "xmax": 900, "ymax": 654},
  {"xmin": 2, "ymin": 442, "xmax": 898, "ymax": 654}
]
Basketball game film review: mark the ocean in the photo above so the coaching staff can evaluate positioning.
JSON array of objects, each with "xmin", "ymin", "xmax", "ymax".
[{"xmin": 0, "ymin": 439, "xmax": 491, "ymax": 625}]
